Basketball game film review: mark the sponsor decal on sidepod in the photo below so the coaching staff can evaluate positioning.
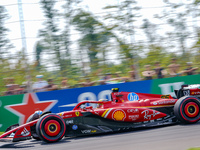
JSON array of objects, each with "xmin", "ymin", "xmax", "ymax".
[{"xmin": 72, "ymin": 125, "xmax": 78, "ymax": 130}]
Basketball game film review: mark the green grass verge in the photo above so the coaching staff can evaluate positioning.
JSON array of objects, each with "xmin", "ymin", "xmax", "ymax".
[
  {"xmin": 188, "ymin": 148, "xmax": 200, "ymax": 150},
  {"xmin": 0, "ymin": 132, "xmax": 4, "ymax": 135}
]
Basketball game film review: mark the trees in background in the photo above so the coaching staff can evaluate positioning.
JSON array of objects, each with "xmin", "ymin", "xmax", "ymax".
[
  {"xmin": 33, "ymin": 0, "xmax": 200, "ymax": 81},
  {"xmin": 0, "ymin": 5, "xmax": 13, "ymax": 90},
  {"xmin": 72, "ymin": 9, "xmax": 113, "ymax": 73},
  {"xmin": 103, "ymin": 0, "xmax": 141, "ymax": 65},
  {"xmin": 1, "ymin": 0, "xmax": 200, "ymax": 91},
  {"xmin": 155, "ymin": 0, "xmax": 192, "ymax": 64},
  {"xmin": 38, "ymin": 0, "xmax": 69, "ymax": 76},
  {"xmin": 0, "ymin": 6, "xmax": 12, "ymax": 60}
]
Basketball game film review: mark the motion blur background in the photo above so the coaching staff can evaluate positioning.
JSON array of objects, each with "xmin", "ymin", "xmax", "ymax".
[{"xmin": 0, "ymin": 0, "xmax": 200, "ymax": 94}]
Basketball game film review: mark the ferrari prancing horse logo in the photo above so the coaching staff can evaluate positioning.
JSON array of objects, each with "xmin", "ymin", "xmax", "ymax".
[{"xmin": 75, "ymin": 111, "xmax": 80, "ymax": 116}]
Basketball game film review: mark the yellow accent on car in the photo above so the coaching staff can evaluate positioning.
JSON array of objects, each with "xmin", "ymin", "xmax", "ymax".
[
  {"xmin": 101, "ymin": 109, "xmax": 109, "ymax": 117},
  {"xmin": 75, "ymin": 111, "xmax": 80, "ymax": 116}
]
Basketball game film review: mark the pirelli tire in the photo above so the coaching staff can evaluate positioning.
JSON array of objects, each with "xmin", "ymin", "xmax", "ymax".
[
  {"xmin": 174, "ymin": 96, "xmax": 200, "ymax": 124},
  {"xmin": 36, "ymin": 113, "xmax": 66, "ymax": 143}
]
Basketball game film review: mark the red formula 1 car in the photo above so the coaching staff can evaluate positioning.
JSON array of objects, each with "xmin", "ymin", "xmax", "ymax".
[{"xmin": 1, "ymin": 85, "xmax": 200, "ymax": 143}]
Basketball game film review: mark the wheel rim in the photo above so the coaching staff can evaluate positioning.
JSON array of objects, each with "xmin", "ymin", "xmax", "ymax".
[
  {"xmin": 184, "ymin": 102, "xmax": 199, "ymax": 118},
  {"xmin": 44, "ymin": 120, "xmax": 61, "ymax": 137}
]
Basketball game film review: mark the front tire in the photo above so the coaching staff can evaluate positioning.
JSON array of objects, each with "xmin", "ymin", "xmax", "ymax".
[
  {"xmin": 174, "ymin": 96, "xmax": 200, "ymax": 123},
  {"xmin": 36, "ymin": 113, "xmax": 66, "ymax": 143}
]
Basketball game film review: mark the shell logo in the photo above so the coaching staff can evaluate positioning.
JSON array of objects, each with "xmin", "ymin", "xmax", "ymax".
[{"xmin": 112, "ymin": 109, "xmax": 126, "ymax": 121}]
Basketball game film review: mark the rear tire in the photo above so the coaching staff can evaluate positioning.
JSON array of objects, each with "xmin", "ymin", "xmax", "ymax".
[
  {"xmin": 36, "ymin": 113, "xmax": 66, "ymax": 143},
  {"xmin": 174, "ymin": 96, "xmax": 200, "ymax": 123}
]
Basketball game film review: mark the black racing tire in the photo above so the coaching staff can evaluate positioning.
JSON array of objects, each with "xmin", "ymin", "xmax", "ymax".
[
  {"xmin": 40, "ymin": 111, "xmax": 51, "ymax": 117},
  {"xmin": 174, "ymin": 96, "xmax": 200, "ymax": 124},
  {"xmin": 26, "ymin": 114, "xmax": 41, "ymax": 140},
  {"xmin": 36, "ymin": 113, "xmax": 66, "ymax": 143}
]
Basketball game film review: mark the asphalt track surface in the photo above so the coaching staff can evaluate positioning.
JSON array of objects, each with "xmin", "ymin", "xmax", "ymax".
[{"xmin": 1, "ymin": 122, "xmax": 200, "ymax": 150}]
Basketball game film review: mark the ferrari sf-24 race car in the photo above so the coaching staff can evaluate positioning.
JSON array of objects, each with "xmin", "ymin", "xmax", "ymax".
[{"xmin": 1, "ymin": 84, "xmax": 200, "ymax": 143}]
